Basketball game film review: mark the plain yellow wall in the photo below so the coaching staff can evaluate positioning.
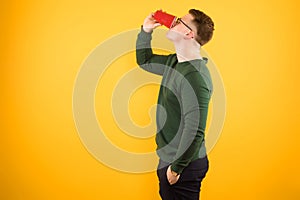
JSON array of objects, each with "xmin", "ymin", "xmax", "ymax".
[{"xmin": 1, "ymin": 0, "xmax": 300, "ymax": 199}]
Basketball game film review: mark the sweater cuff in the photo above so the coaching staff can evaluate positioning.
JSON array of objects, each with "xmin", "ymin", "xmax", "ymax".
[
  {"xmin": 170, "ymin": 164, "xmax": 183, "ymax": 175},
  {"xmin": 138, "ymin": 25, "xmax": 153, "ymax": 40}
]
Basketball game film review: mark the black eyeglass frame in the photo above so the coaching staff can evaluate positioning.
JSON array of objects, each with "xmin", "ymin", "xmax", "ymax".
[{"xmin": 175, "ymin": 18, "xmax": 193, "ymax": 31}]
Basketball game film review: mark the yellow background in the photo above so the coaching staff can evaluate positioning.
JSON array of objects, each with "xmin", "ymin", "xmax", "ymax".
[{"xmin": 1, "ymin": 0, "xmax": 300, "ymax": 199}]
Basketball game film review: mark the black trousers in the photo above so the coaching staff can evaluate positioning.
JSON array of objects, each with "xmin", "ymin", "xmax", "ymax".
[{"xmin": 157, "ymin": 156, "xmax": 209, "ymax": 200}]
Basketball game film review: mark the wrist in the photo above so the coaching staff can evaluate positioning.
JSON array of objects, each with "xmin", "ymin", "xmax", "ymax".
[
  {"xmin": 171, "ymin": 171, "xmax": 179, "ymax": 177},
  {"xmin": 142, "ymin": 26, "xmax": 153, "ymax": 33},
  {"xmin": 170, "ymin": 166, "xmax": 179, "ymax": 177}
]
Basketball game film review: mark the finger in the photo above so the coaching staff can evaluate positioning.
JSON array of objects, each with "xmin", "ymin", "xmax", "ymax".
[
  {"xmin": 153, "ymin": 23, "xmax": 161, "ymax": 28},
  {"xmin": 149, "ymin": 13, "xmax": 155, "ymax": 19}
]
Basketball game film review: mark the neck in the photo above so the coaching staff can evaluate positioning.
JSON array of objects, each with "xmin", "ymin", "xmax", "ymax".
[{"xmin": 174, "ymin": 39, "xmax": 202, "ymax": 62}]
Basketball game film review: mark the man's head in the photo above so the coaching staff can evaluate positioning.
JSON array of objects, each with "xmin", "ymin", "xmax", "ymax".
[
  {"xmin": 167, "ymin": 9, "xmax": 214, "ymax": 46},
  {"xmin": 189, "ymin": 9, "xmax": 214, "ymax": 46}
]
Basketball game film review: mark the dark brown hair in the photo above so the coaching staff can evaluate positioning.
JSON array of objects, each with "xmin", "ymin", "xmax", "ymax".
[{"xmin": 189, "ymin": 9, "xmax": 214, "ymax": 46}]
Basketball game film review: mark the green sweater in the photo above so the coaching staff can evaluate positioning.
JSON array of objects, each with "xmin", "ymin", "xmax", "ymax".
[{"xmin": 136, "ymin": 28, "xmax": 213, "ymax": 174}]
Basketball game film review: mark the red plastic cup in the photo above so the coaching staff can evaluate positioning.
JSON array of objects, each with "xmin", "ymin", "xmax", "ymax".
[{"xmin": 153, "ymin": 10, "xmax": 177, "ymax": 28}]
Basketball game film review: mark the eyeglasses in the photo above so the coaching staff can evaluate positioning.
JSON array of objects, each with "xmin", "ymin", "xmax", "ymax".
[{"xmin": 173, "ymin": 18, "xmax": 193, "ymax": 31}]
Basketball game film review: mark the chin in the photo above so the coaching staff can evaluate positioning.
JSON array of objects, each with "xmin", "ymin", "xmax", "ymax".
[
  {"xmin": 166, "ymin": 30, "xmax": 173, "ymax": 41},
  {"xmin": 166, "ymin": 29, "xmax": 181, "ymax": 42}
]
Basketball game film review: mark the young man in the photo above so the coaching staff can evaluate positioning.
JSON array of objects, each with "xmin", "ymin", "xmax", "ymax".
[{"xmin": 136, "ymin": 9, "xmax": 214, "ymax": 200}]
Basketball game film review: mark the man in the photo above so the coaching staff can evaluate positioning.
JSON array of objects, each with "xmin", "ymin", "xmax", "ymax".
[{"xmin": 136, "ymin": 9, "xmax": 214, "ymax": 200}]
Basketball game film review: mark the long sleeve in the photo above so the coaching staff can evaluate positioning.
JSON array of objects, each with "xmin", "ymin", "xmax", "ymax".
[
  {"xmin": 136, "ymin": 27, "xmax": 169, "ymax": 75},
  {"xmin": 171, "ymin": 72, "xmax": 211, "ymax": 174}
]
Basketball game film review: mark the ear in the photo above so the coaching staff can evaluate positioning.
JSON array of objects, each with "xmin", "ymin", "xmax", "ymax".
[{"xmin": 184, "ymin": 30, "xmax": 195, "ymax": 39}]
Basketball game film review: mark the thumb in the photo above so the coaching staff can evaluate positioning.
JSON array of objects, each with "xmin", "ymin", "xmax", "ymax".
[{"xmin": 153, "ymin": 22, "xmax": 162, "ymax": 28}]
